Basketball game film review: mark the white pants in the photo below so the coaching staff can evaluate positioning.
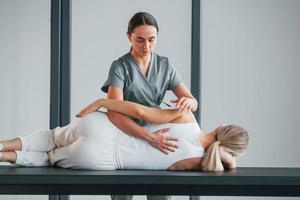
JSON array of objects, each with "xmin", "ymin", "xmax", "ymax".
[{"xmin": 16, "ymin": 112, "xmax": 120, "ymax": 170}]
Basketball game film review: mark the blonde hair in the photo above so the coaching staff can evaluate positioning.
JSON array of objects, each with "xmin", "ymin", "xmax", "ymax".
[{"xmin": 201, "ymin": 124, "xmax": 249, "ymax": 171}]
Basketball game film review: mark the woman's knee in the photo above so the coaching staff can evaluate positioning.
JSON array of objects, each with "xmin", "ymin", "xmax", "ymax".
[{"xmin": 21, "ymin": 129, "xmax": 55, "ymax": 152}]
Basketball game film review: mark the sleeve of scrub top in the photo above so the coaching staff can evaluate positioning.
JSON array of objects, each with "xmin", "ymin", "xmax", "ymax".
[
  {"xmin": 101, "ymin": 61, "xmax": 125, "ymax": 93},
  {"xmin": 167, "ymin": 63, "xmax": 182, "ymax": 90}
]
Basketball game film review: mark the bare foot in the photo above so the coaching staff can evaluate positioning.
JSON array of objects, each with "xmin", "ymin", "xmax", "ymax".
[
  {"xmin": 0, "ymin": 151, "xmax": 17, "ymax": 163},
  {"xmin": 219, "ymin": 146, "xmax": 236, "ymax": 169},
  {"xmin": 0, "ymin": 138, "xmax": 22, "ymax": 152}
]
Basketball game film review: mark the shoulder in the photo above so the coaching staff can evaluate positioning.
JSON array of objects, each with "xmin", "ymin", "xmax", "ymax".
[
  {"xmin": 110, "ymin": 52, "xmax": 130, "ymax": 66},
  {"xmin": 153, "ymin": 52, "xmax": 169, "ymax": 64},
  {"xmin": 110, "ymin": 52, "xmax": 135, "ymax": 72},
  {"xmin": 152, "ymin": 52, "xmax": 175, "ymax": 70},
  {"xmin": 117, "ymin": 52, "xmax": 131, "ymax": 63},
  {"xmin": 109, "ymin": 53, "xmax": 130, "ymax": 72}
]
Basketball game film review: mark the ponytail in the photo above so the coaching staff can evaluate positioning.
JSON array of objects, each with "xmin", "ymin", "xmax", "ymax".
[
  {"xmin": 201, "ymin": 141, "xmax": 223, "ymax": 171},
  {"xmin": 201, "ymin": 125, "xmax": 249, "ymax": 171}
]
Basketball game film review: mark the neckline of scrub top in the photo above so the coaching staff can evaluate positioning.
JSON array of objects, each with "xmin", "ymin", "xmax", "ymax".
[
  {"xmin": 127, "ymin": 52, "xmax": 154, "ymax": 81},
  {"xmin": 126, "ymin": 52, "xmax": 159, "ymax": 105}
]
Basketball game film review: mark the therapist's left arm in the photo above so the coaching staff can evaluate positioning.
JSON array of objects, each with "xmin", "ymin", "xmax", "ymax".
[{"xmin": 171, "ymin": 83, "xmax": 198, "ymax": 112}]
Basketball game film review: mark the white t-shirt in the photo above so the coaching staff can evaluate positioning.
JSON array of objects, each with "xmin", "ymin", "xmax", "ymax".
[{"xmin": 117, "ymin": 122, "xmax": 204, "ymax": 170}]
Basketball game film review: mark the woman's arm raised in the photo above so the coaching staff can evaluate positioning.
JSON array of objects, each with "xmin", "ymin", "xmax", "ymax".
[{"xmin": 77, "ymin": 99, "xmax": 186, "ymax": 124}]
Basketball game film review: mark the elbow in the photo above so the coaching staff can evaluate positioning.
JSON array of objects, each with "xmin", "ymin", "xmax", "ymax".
[
  {"xmin": 134, "ymin": 106, "xmax": 146, "ymax": 120},
  {"xmin": 107, "ymin": 110, "xmax": 121, "ymax": 122}
]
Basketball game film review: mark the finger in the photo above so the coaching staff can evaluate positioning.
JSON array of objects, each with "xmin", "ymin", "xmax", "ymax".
[
  {"xmin": 80, "ymin": 109, "xmax": 88, "ymax": 116},
  {"xmin": 149, "ymin": 142, "xmax": 167, "ymax": 154},
  {"xmin": 185, "ymin": 105, "xmax": 192, "ymax": 113},
  {"xmin": 164, "ymin": 141, "xmax": 178, "ymax": 148},
  {"xmin": 188, "ymin": 104, "xmax": 193, "ymax": 111},
  {"xmin": 178, "ymin": 101, "xmax": 189, "ymax": 111},
  {"xmin": 175, "ymin": 99, "xmax": 182, "ymax": 109},
  {"xmin": 76, "ymin": 110, "xmax": 85, "ymax": 117},
  {"xmin": 170, "ymin": 99, "xmax": 178, "ymax": 103},
  {"xmin": 179, "ymin": 103, "xmax": 188, "ymax": 112},
  {"xmin": 163, "ymin": 145, "xmax": 176, "ymax": 152},
  {"xmin": 158, "ymin": 128, "xmax": 170, "ymax": 133},
  {"xmin": 176, "ymin": 97, "xmax": 185, "ymax": 108},
  {"xmin": 160, "ymin": 147, "xmax": 169, "ymax": 155},
  {"xmin": 166, "ymin": 136, "xmax": 178, "ymax": 141},
  {"xmin": 181, "ymin": 99, "xmax": 190, "ymax": 107},
  {"xmin": 181, "ymin": 102, "xmax": 189, "ymax": 111},
  {"xmin": 184, "ymin": 104, "xmax": 191, "ymax": 112},
  {"xmin": 183, "ymin": 101, "xmax": 193, "ymax": 112}
]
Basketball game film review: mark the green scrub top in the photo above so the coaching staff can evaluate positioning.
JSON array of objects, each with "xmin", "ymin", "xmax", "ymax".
[{"xmin": 101, "ymin": 52, "xmax": 182, "ymax": 126}]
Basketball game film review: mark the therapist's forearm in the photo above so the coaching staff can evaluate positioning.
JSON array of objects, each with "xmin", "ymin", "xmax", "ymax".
[{"xmin": 107, "ymin": 110, "xmax": 152, "ymax": 142}]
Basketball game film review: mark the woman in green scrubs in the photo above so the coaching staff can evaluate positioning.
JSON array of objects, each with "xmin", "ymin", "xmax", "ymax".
[{"xmin": 102, "ymin": 12, "xmax": 198, "ymax": 200}]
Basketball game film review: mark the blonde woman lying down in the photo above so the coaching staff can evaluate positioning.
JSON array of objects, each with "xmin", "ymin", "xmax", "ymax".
[{"xmin": 0, "ymin": 99, "xmax": 248, "ymax": 171}]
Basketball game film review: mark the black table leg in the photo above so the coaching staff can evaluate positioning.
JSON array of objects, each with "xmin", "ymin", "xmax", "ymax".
[
  {"xmin": 49, "ymin": 195, "xmax": 70, "ymax": 200},
  {"xmin": 190, "ymin": 196, "xmax": 201, "ymax": 200}
]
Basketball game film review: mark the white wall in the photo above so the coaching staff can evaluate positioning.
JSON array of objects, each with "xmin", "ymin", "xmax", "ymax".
[
  {"xmin": 0, "ymin": 0, "xmax": 50, "ymax": 199},
  {"xmin": 0, "ymin": 0, "xmax": 51, "ymax": 138},
  {"xmin": 201, "ymin": 0, "xmax": 300, "ymax": 199}
]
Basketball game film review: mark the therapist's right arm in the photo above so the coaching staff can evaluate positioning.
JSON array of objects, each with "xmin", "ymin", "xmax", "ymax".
[{"xmin": 107, "ymin": 86, "xmax": 177, "ymax": 154}]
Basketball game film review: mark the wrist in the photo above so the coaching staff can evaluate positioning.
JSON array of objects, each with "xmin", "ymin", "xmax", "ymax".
[
  {"xmin": 144, "ymin": 131, "xmax": 155, "ymax": 143},
  {"xmin": 97, "ymin": 99, "xmax": 103, "ymax": 108}
]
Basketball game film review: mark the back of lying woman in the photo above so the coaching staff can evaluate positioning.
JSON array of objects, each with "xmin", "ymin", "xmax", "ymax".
[{"xmin": 0, "ymin": 99, "xmax": 249, "ymax": 171}]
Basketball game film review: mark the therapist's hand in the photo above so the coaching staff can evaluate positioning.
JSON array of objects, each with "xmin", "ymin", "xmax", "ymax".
[
  {"xmin": 147, "ymin": 128, "xmax": 178, "ymax": 154},
  {"xmin": 171, "ymin": 97, "xmax": 197, "ymax": 112}
]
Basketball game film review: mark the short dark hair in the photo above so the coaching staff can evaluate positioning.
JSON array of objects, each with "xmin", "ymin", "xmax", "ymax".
[{"xmin": 127, "ymin": 12, "xmax": 159, "ymax": 34}]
